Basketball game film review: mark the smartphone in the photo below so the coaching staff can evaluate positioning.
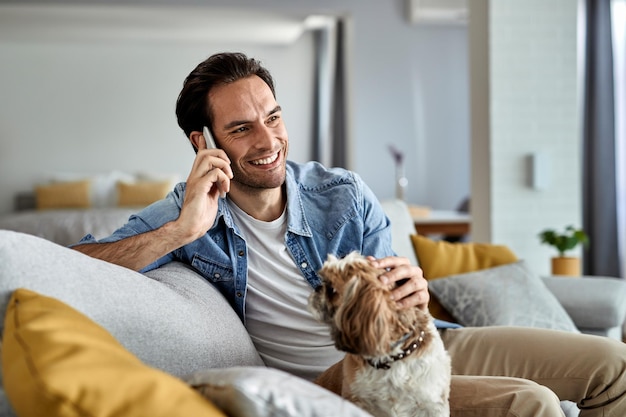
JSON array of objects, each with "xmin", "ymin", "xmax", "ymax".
[
  {"xmin": 203, "ymin": 126, "xmax": 226, "ymax": 198},
  {"xmin": 203, "ymin": 126, "xmax": 217, "ymax": 149}
]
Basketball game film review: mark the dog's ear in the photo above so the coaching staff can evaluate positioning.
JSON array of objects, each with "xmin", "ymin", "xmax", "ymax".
[{"xmin": 333, "ymin": 275, "xmax": 397, "ymax": 357}]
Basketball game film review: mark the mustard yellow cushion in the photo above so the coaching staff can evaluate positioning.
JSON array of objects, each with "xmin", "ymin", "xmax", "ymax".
[
  {"xmin": 2, "ymin": 288, "xmax": 225, "ymax": 417},
  {"xmin": 411, "ymin": 235, "xmax": 518, "ymax": 321},
  {"xmin": 35, "ymin": 180, "xmax": 91, "ymax": 210},
  {"xmin": 117, "ymin": 180, "xmax": 171, "ymax": 207}
]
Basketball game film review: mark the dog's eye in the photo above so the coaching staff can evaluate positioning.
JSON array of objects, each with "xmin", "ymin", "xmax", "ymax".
[{"xmin": 325, "ymin": 283, "xmax": 337, "ymax": 299}]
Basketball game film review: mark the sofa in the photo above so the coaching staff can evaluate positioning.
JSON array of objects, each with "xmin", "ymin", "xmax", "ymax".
[
  {"xmin": 1, "ymin": 199, "xmax": 626, "ymax": 417},
  {"xmin": 381, "ymin": 200, "xmax": 626, "ymax": 341}
]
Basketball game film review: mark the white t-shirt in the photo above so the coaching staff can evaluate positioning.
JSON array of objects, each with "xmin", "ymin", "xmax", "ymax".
[{"xmin": 227, "ymin": 200, "xmax": 345, "ymax": 381}]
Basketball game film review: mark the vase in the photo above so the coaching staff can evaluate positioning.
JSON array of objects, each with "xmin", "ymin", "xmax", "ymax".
[
  {"xmin": 395, "ymin": 164, "xmax": 408, "ymax": 201},
  {"xmin": 551, "ymin": 257, "xmax": 581, "ymax": 276}
]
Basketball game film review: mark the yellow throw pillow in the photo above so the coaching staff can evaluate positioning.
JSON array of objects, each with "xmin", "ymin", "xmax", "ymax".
[
  {"xmin": 117, "ymin": 180, "xmax": 171, "ymax": 207},
  {"xmin": 35, "ymin": 180, "xmax": 91, "ymax": 210},
  {"xmin": 411, "ymin": 235, "xmax": 518, "ymax": 321},
  {"xmin": 2, "ymin": 288, "xmax": 225, "ymax": 417}
]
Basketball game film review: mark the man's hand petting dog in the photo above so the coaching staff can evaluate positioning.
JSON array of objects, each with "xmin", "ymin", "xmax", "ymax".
[
  {"xmin": 367, "ymin": 255, "xmax": 430, "ymax": 310},
  {"xmin": 310, "ymin": 252, "xmax": 451, "ymax": 417}
]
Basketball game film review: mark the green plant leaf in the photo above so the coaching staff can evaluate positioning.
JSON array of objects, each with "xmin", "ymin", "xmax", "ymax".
[{"xmin": 538, "ymin": 225, "xmax": 589, "ymax": 256}]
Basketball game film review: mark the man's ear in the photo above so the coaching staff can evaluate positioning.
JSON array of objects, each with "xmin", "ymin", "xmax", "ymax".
[{"xmin": 189, "ymin": 131, "xmax": 206, "ymax": 151}]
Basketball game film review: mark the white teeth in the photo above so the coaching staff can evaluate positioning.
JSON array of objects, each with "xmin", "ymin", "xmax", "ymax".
[{"xmin": 251, "ymin": 153, "xmax": 278, "ymax": 165}]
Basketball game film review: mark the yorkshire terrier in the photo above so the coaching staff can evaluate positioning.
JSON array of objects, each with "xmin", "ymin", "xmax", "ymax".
[{"xmin": 309, "ymin": 252, "xmax": 451, "ymax": 417}]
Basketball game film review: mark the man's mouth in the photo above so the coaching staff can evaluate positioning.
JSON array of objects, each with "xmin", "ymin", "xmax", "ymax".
[{"xmin": 250, "ymin": 152, "xmax": 279, "ymax": 166}]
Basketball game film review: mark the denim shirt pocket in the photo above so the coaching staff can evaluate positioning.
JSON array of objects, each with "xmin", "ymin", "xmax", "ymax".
[{"xmin": 191, "ymin": 253, "xmax": 234, "ymax": 283}]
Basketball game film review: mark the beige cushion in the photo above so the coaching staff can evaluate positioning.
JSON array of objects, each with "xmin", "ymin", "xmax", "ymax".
[
  {"xmin": 117, "ymin": 180, "xmax": 171, "ymax": 207},
  {"xmin": 35, "ymin": 180, "xmax": 91, "ymax": 209}
]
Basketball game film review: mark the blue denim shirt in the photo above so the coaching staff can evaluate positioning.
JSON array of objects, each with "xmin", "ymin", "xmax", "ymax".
[
  {"xmin": 79, "ymin": 160, "xmax": 459, "ymax": 330},
  {"xmin": 79, "ymin": 161, "xmax": 394, "ymax": 322}
]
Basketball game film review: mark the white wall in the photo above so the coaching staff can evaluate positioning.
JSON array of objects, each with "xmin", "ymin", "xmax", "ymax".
[
  {"xmin": 0, "ymin": 32, "xmax": 315, "ymax": 213},
  {"xmin": 0, "ymin": 0, "xmax": 471, "ymax": 215},
  {"xmin": 0, "ymin": 1, "xmax": 584, "ymax": 274},
  {"xmin": 350, "ymin": 15, "xmax": 470, "ymax": 211},
  {"xmin": 470, "ymin": 0, "xmax": 581, "ymax": 275}
]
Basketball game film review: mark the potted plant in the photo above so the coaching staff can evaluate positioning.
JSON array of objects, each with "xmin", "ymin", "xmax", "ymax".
[{"xmin": 538, "ymin": 225, "xmax": 589, "ymax": 276}]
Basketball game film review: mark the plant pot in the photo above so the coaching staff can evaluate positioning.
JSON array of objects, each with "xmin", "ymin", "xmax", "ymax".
[{"xmin": 551, "ymin": 257, "xmax": 581, "ymax": 276}]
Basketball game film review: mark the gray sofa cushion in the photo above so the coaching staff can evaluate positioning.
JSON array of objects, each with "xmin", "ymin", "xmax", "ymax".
[
  {"xmin": 0, "ymin": 230, "xmax": 262, "ymax": 379},
  {"xmin": 542, "ymin": 275, "xmax": 626, "ymax": 337},
  {"xmin": 0, "ymin": 390, "xmax": 10, "ymax": 417},
  {"xmin": 428, "ymin": 260, "xmax": 579, "ymax": 332}
]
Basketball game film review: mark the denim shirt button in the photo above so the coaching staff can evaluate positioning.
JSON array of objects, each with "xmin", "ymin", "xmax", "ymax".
[
  {"xmin": 213, "ymin": 273, "xmax": 221, "ymax": 279},
  {"xmin": 300, "ymin": 262, "xmax": 308, "ymax": 269},
  {"xmin": 236, "ymin": 291, "xmax": 243, "ymax": 297},
  {"xmin": 238, "ymin": 250, "xmax": 244, "ymax": 256}
]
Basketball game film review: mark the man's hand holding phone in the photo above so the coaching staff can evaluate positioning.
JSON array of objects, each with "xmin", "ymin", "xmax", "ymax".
[
  {"xmin": 176, "ymin": 127, "xmax": 233, "ymax": 241},
  {"xmin": 203, "ymin": 126, "xmax": 218, "ymax": 149},
  {"xmin": 201, "ymin": 126, "xmax": 229, "ymax": 199}
]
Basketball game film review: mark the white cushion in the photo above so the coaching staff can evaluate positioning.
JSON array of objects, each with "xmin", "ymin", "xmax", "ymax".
[
  {"xmin": 380, "ymin": 199, "xmax": 419, "ymax": 266},
  {"xmin": 185, "ymin": 367, "xmax": 373, "ymax": 417}
]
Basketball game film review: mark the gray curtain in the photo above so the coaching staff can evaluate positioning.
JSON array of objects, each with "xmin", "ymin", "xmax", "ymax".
[
  {"xmin": 311, "ymin": 17, "xmax": 350, "ymax": 169},
  {"xmin": 582, "ymin": 0, "xmax": 621, "ymax": 277},
  {"xmin": 330, "ymin": 18, "xmax": 349, "ymax": 169}
]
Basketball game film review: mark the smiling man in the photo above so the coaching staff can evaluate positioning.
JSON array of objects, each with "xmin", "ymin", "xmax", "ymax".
[
  {"xmin": 72, "ymin": 52, "xmax": 426, "ymax": 380},
  {"xmin": 73, "ymin": 52, "xmax": 626, "ymax": 417}
]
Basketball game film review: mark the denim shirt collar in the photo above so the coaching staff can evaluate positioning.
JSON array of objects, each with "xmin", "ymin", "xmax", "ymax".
[{"xmin": 214, "ymin": 162, "xmax": 312, "ymax": 237}]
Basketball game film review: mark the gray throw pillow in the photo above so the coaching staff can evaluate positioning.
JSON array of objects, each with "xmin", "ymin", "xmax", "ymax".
[
  {"xmin": 185, "ymin": 367, "xmax": 373, "ymax": 417},
  {"xmin": 428, "ymin": 260, "xmax": 579, "ymax": 332},
  {"xmin": 0, "ymin": 387, "xmax": 14, "ymax": 417}
]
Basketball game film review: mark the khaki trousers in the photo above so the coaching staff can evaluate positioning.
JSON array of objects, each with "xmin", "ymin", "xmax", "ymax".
[{"xmin": 441, "ymin": 326, "xmax": 626, "ymax": 417}]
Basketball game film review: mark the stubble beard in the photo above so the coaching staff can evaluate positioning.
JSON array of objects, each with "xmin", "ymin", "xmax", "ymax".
[
  {"xmin": 230, "ymin": 161, "xmax": 287, "ymax": 191},
  {"xmin": 231, "ymin": 144, "xmax": 289, "ymax": 191}
]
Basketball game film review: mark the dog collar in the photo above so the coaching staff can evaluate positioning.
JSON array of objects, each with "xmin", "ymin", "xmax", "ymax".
[{"xmin": 366, "ymin": 330, "xmax": 426, "ymax": 370}]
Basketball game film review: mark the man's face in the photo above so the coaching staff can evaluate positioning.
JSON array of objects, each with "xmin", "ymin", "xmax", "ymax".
[{"xmin": 208, "ymin": 75, "xmax": 288, "ymax": 192}]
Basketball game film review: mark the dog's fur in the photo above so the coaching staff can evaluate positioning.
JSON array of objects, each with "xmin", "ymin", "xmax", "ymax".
[{"xmin": 309, "ymin": 252, "xmax": 451, "ymax": 417}]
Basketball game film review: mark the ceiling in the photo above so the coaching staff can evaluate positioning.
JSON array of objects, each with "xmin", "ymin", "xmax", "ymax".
[{"xmin": 0, "ymin": 4, "xmax": 312, "ymax": 44}]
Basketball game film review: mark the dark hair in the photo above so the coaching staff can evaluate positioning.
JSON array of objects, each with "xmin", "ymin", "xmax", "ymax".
[{"xmin": 175, "ymin": 52, "xmax": 276, "ymax": 143}]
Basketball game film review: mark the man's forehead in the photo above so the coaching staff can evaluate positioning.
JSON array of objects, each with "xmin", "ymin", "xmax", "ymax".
[{"xmin": 209, "ymin": 76, "xmax": 277, "ymax": 125}]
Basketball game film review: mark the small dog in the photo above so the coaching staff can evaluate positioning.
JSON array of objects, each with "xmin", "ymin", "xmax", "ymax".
[{"xmin": 309, "ymin": 252, "xmax": 451, "ymax": 417}]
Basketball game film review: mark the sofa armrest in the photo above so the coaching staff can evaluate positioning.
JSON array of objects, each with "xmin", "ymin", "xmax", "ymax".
[
  {"xmin": 379, "ymin": 199, "xmax": 419, "ymax": 266},
  {"xmin": 542, "ymin": 275, "xmax": 626, "ymax": 336}
]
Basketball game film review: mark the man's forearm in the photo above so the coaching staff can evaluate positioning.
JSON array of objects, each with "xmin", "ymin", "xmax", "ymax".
[{"xmin": 72, "ymin": 221, "xmax": 195, "ymax": 271}]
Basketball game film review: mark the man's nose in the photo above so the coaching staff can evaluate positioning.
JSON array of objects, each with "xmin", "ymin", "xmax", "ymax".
[{"xmin": 255, "ymin": 124, "xmax": 274, "ymax": 147}]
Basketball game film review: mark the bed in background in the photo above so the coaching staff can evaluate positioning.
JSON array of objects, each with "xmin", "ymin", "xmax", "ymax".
[
  {"xmin": 0, "ymin": 171, "xmax": 179, "ymax": 247},
  {"xmin": 0, "ymin": 207, "xmax": 140, "ymax": 247}
]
